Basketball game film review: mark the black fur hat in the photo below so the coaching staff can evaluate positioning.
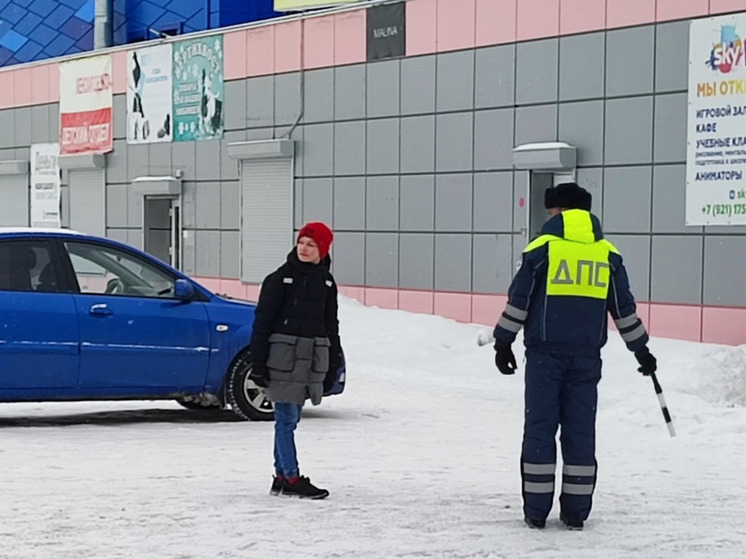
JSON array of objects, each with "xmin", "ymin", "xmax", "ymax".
[{"xmin": 544, "ymin": 182, "xmax": 592, "ymax": 211}]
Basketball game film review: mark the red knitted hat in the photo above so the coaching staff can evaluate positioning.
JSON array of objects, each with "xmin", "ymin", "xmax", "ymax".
[{"xmin": 297, "ymin": 222, "xmax": 334, "ymax": 259}]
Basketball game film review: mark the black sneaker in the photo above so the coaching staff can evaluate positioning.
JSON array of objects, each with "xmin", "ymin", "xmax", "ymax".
[
  {"xmin": 524, "ymin": 517, "xmax": 546, "ymax": 529},
  {"xmin": 560, "ymin": 513, "xmax": 584, "ymax": 530},
  {"xmin": 270, "ymin": 475, "xmax": 284, "ymax": 496},
  {"xmin": 281, "ymin": 475, "xmax": 329, "ymax": 500}
]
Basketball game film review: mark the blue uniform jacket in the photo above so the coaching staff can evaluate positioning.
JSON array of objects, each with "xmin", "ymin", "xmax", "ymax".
[{"xmin": 493, "ymin": 209, "xmax": 649, "ymax": 356}]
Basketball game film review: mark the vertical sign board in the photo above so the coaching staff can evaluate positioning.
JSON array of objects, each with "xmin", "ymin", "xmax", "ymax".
[
  {"xmin": 59, "ymin": 55, "xmax": 113, "ymax": 155},
  {"xmin": 127, "ymin": 44, "xmax": 173, "ymax": 144},
  {"xmin": 30, "ymin": 143, "xmax": 61, "ymax": 228},
  {"xmin": 173, "ymin": 36, "xmax": 225, "ymax": 142},
  {"xmin": 686, "ymin": 13, "xmax": 746, "ymax": 226},
  {"xmin": 367, "ymin": 2, "xmax": 406, "ymax": 61}
]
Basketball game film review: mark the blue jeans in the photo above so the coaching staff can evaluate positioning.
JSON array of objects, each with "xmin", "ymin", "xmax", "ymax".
[{"xmin": 273, "ymin": 402, "xmax": 304, "ymax": 478}]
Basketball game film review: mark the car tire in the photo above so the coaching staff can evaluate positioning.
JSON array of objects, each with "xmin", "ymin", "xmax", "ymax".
[
  {"xmin": 226, "ymin": 349, "xmax": 274, "ymax": 421},
  {"xmin": 175, "ymin": 396, "xmax": 222, "ymax": 411}
]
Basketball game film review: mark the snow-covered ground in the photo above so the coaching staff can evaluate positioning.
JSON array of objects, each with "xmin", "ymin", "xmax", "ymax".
[{"xmin": 0, "ymin": 297, "xmax": 743, "ymax": 559}]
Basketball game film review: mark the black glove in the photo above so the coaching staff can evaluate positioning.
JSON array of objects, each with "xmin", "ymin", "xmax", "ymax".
[
  {"xmin": 494, "ymin": 342, "xmax": 517, "ymax": 375},
  {"xmin": 323, "ymin": 360, "xmax": 340, "ymax": 393},
  {"xmin": 248, "ymin": 362, "xmax": 269, "ymax": 388},
  {"xmin": 634, "ymin": 347, "xmax": 657, "ymax": 376}
]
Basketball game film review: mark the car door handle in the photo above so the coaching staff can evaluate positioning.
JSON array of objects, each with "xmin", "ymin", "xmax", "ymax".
[{"xmin": 89, "ymin": 304, "xmax": 112, "ymax": 316}]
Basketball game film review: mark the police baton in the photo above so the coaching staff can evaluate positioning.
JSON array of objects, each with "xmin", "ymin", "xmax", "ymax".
[{"xmin": 649, "ymin": 372, "xmax": 675, "ymax": 437}]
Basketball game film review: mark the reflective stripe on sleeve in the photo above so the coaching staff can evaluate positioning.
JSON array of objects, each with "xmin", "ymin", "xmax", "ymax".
[
  {"xmin": 504, "ymin": 304, "xmax": 528, "ymax": 321},
  {"xmin": 497, "ymin": 315, "xmax": 523, "ymax": 333},
  {"xmin": 620, "ymin": 323, "xmax": 647, "ymax": 342},
  {"xmin": 614, "ymin": 313, "xmax": 639, "ymax": 330}
]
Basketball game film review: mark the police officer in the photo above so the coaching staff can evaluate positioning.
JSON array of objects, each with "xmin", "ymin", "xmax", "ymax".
[{"xmin": 493, "ymin": 182, "xmax": 657, "ymax": 530}]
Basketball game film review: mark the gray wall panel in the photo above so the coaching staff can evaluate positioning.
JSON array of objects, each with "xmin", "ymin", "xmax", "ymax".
[
  {"xmin": 195, "ymin": 230, "xmax": 221, "ymax": 276},
  {"xmin": 107, "ymin": 140, "xmax": 127, "ymax": 184},
  {"xmin": 333, "ymin": 232, "xmax": 365, "ymax": 285},
  {"xmin": 436, "ymin": 112, "xmax": 473, "ymax": 172},
  {"xmin": 335, "ymin": 64, "xmax": 366, "ymax": 120},
  {"xmin": 653, "ymin": 93, "xmax": 687, "ymax": 163},
  {"xmin": 304, "ymin": 68, "xmax": 334, "ymax": 124},
  {"xmin": 195, "ymin": 139, "xmax": 221, "ymax": 180},
  {"xmin": 127, "ymin": 144, "xmax": 149, "ymax": 181},
  {"xmin": 334, "ymin": 121, "xmax": 366, "ymax": 176},
  {"xmin": 365, "ymin": 232, "xmax": 398, "ymax": 287},
  {"xmin": 434, "ymin": 234, "xmax": 471, "ymax": 292},
  {"xmin": 605, "ymin": 234, "xmax": 651, "ymax": 301},
  {"xmin": 652, "ymin": 164, "xmax": 700, "ymax": 233},
  {"xmin": 275, "ymin": 73, "xmax": 301, "ymax": 126},
  {"xmin": 195, "ymin": 182, "xmax": 221, "ymax": 229},
  {"xmin": 366, "ymin": 176, "xmax": 399, "ymax": 231},
  {"xmin": 400, "ymin": 174, "xmax": 434, "ymax": 231},
  {"xmin": 704, "ymin": 236, "xmax": 746, "ymax": 306},
  {"xmin": 30, "ymin": 105, "xmax": 50, "ymax": 144},
  {"xmin": 302, "ymin": 124, "xmax": 334, "ymax": 177},
  {"xmin": 106, "ymin": 184, "xmax": 128, "ymax": 228},
  {"xmin": 367, "ymin": 60, "xmax": 399, "ymax": 118},
  {"xmin": 400, "ymin": 115, "xmax": 435, "ymax": 173},
  {"xmin": 516, "ymin": 38, "xmax": 558, "ymax": 105},
  {"xmin": 515, "ymin": 104, "xmax": 557, "ymax": 146},
  {"xmin": 221, "ymin": 181, "xmax": 240, "ymax": 229},
  {"xmin": 474, "ymin": 172, "xmax": 513, "ymax": 233},
  {"xmin": 603, "ymin": 166, "xmax": 652, "ymax": 233},
  {"xmin": 575, "ymin": 167, "xmax": 603, "ymax": 215},
  {"xmin": 399, "ymin": 233, "xmax": 433, "ymax": 289},
  {"xmin": 605, "ymin": 97, "xmax": 653, "ymax": 165},
  {"xmin": 49, "ymin": 104, "xmax": 59, "ymax": 141},
  {"xmin": 112, "ymin": 95, "xmax": 125, "ymax": 140},
  {"xmin": 606, "ymin": 26, "xmax": 655, "ymax": 97},
  {"xmin": 474, "ymin": 108, "xmax": 514, "ymax": 171},
  {"xmin": 225, "ymin": 79, "xmax": 247, "ymax": 130},
  {"xmin": 436, "ymin": 51, "xmax": 474, "ymax": 112},
  {"xmin": 148, "ymin": 142, "xmax": 172, "ymax": 176},
  {"xmin": 435, "ymin": 174, "xmax": 472, "ymax": 232},
  {"xmin": 302, "ymin": 177, "xmax": 333, "ymax": 224},
  {"xmin": 0, "ymin": 110, "xmax": 14, "ymax": 149},
  {"xmin": 294, "ymin": 177, "xmax": 303, "ymax": 229},
  {"xmin": 559, "ymin": 32, "xmax": 605, "ymax": 101},
  {"xmin": 401, "ymin": 55, "xmax": 435, "ymax": 115},
  {"xmin": 558, "ymin": 100, "xmax": 604, "ymax": 166},
  {"xmin": 655, "ymin": 21, "xmax": 689, "ymax": 93},
  {"xmin": 333, "ymin": 177, "xmax": 365, "ymax": 230},
  {"xmin": 182, "ymin": 229, "xmax": 196, "ymax": 275},
  {"xmin": 172, "ymin": 141, "xmax": 197, "ymax": 181},
  {"xmin": 127, "ymin": 183, "xmax": 142, "ymax": 228},
  {"xmin": 220, "ymin": 230, "xmax": 240, "ymax": 279},
  {"xmin": 221, "ymin": 130, "xmax": 246, "ymax": 181},
  {"xmin": 181, "ymin": 181, "xmax": 196, "ymax": 229},
  {"xmin": 651, "ymin": 235, "xmax": 703, "ymax": 304},
  {"xmin": 367, "ymin": 118, "xmax": 399, "ymax": 175},
  {"xmin": 246, "ymin": 76, "xmax": 274, "ymax": 129},
  {"xmin": 475, "ymin": 45, "xmax": 515, "ymax": 109},
  {"xmin": 473, "ymin": 233, "xmax": 513, "ymax": 293}
]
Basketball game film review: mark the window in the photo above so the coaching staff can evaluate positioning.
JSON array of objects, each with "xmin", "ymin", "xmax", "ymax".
[
  {"xmin": 0, "ymin": 240, "xmax": 58, "ymax": 293},
  {"xmin": 65, "ymin": 242, "xmax": 176, "ymax": 298}
]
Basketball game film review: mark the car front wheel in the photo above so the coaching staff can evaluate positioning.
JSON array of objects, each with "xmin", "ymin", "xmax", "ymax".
[{"xmin": 226, "ymin": 350, "xmax": 274, "ymax": 421}]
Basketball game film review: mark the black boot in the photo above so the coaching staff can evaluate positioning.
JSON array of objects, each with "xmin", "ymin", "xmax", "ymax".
[
  {"xmin": 281, "ymin": 475, "xmax": 329, "ymax": 499},
  {"xmin": 560, "ymin": 513, "xmax": 584, "ymax": 530}
]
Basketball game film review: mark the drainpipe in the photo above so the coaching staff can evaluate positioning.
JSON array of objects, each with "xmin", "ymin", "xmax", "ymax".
[{"xmin": 94, "ymin": 0, "xmax": 113, "ymax": 49}]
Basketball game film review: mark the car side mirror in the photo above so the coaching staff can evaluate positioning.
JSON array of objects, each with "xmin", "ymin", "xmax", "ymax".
[{"xmin": 174, "ymin": 279, "xmax": 195, "ymax": 301}]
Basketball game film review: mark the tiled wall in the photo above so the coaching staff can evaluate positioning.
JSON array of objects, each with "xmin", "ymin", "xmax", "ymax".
[{"xmin": 0, "ymin": 0, "xmax": 744, "ymax": 344}]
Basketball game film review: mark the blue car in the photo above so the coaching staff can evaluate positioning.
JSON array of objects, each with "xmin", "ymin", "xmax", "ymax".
[{"xmin": 0, "ymin": 228, "xmax": 345, "ymax": 420}]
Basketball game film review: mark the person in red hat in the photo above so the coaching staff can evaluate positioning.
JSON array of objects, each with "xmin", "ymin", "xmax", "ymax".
[{"xmin": 248, "ymin": 221, "xmax": 340, "ymax": 499}]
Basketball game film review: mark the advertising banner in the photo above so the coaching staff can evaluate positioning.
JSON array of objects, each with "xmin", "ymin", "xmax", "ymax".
[
  {"xmin": 30, "ymin": 143, "xmax": 61, "ymax": 229},
  {"xmin": 274, "ymin": 0, "xmax": 361, "ymax": 10},
  {"xmin": 59, "ymin": 54, "xmax": 113, "ymax": 155},
  {"xmin": 127, "ymin": 44, "xmax": 173, "ymax": 144},
  {"xmin": 367, "ymin": 2, "xmax": 405, "ymax": 61},
  {"xmin": 173, "ymin": 35, "xmax": 224, "ymax": 142},
  {"xmin": 686, "ymin": 13, "xmax": 746, "ymax": 226}
]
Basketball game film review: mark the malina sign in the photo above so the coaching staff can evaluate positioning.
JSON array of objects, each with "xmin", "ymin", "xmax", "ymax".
[
  {"xmin": 59, "ymin": 55, "xmax": 113, "ymax": 155},
  {"xmin": 686, "ymin": 13, "xmax": 746, "ymax": 226}
]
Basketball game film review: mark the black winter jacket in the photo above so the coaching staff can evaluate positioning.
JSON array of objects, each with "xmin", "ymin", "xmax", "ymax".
[{"xmin": 250, "ymin": 248, "xmax": 341, "ymax": 371}]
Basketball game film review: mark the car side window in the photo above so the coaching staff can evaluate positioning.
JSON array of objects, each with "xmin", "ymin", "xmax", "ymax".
[
  {"xmin": 0, "ymin": 240, "xmax": 59, "ymax": 293},
  {"xmin": 64, "ymin": 241, "xmax": 176, "ymax": 298}
]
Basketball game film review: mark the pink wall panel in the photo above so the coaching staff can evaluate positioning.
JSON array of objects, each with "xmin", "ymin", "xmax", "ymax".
[
  {"xmin": 30, "ymin": 65, "xmax": 50, "ymax": 105},
  {"xmin": 224, "ymin": 30, "xmax": 247, "ymax": 80},
  {"xmin": 606, "ymin": 0, "xmax": 656, "ymax": 28},
  {"xmin": 216, "ymin": 278, "xmax": 246, "ymax": 299},
  {"xmin": 648, "ymin": 304, "xmax": 703, "ymax": 343},
  {"xmin": 516, "ymin": 0, "xmax": 559, "ymax": 40},
  {"xmin": 399, "ymin": 290, "xmax": 435, "ymax": 315},
  {"xmin": 339, "ymin": 285, "xmax": 365, "ymax": 304},
  {"xmin": 710, "ymin": 0, "xmax": 746, "ymax": 13},
  {"xmin": 335, "ymin": 10, "xmax": 366, "ymax": 66},
  {"xmin": 197, "ymin": 277, "xmax": 222, "ymax": 293},
  {"xmin": 657, "ymin": 0, "xmax": 709, "ymax": 21},
  {"xmin": 471, "ymin": 294, "xmax": 506, "ymax": 327},
  {"xmin": 245, "ymin": 284, "xmax": 261, "ymax": 302},
  {"xmin": 434, "ymin": 292, "xmax": 472, "ymax": 323},
  {"xmin": 112, "ymin": 50, "xmax": 127, "ymax": 95},
  {"xmin": 13, "ymin": 68, "xmax": 31, "ymax": 107},
  {"xmin": 406, "ymin": 0, "xmax": 437, "ymax": 56},
  {"xmin": 0, "ymin": 71, "xmax": 13, "ymax": 109},
  {"xmin": 365, "ymin": 287, "xmax": 399, "ymax": 310},
  {"xmin": 48, "ymin": 63, "xmax": 59, "ymax": 103},
  {"xmin": 560, "ymin": 0, "xmax": 606, "ymax": 35},
  {"xmin": 436, "ymin": 0, "xmax": 476, "ymax": 52},
  {"xmin": 303, "ymin": 15, "xmax": 335, "ymax": 69},
  {"xmin": 475, "ymin": 0, "xmax": 517, "ymax": 46},
  {"xmin": 246, "ymin": 26, "xmax": 275, "ymax": 77},
  {"xmin": 274, "ymin": 20, "xmax": 302, "ymax": 74},
  {"xmin": 702, "ymin": 307, "xmax": 746, "ymax": 345}
]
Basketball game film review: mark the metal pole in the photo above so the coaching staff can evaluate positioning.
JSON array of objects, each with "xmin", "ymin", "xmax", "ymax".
[{"xmin": 94, "ymin": 0, "xmax": 113, "ymax": 49}]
